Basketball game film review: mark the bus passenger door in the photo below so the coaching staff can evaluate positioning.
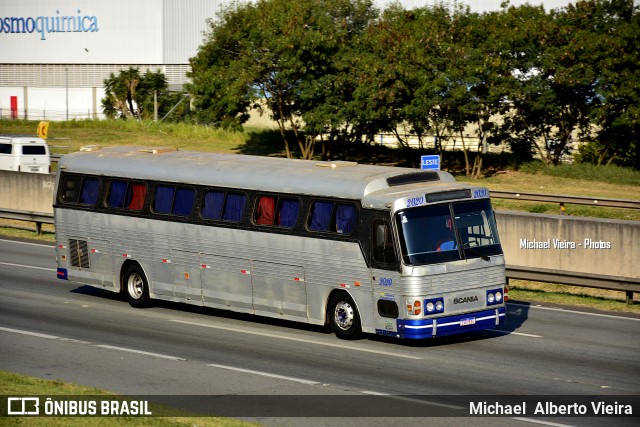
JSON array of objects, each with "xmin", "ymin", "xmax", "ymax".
[
  {"xmin": 371, "ymin": 219, "xmax": 401, "ymax": 334},
  {"xmin": 200, "ymin": 253, "xmax": 253, "ymax": 314},
  {"xmin": 171, "ymin": 250, "xmax": 202, "ymax": 303},
  {"xmin": 251, "ymin": 261, "xmax": 307, "ymax": 320}
]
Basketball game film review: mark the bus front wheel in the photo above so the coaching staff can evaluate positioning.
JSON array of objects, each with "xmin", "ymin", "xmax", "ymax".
[
  {"xmin": 328, "ymin": 293, "xmax": 362, "ymax": 340},
  {"xmin": 124, "ymin": 264, "xmax": 150, "ymax": 308}
]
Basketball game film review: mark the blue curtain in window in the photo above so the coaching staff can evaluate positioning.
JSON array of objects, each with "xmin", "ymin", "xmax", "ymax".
[
  {"xmin": 173, "ymin": 188, "xmax": 195, "ymax": 216},
  {"xmin": 108, "ymin": 181, "xmax": 127, "ymax": 208},
  {"xmin": 202, "ymin": 191, "xmax": 224, "ymax": 219},
  {"xmin": 336, "ymin": 204, "xmax": 356, "ymax": 234},
  {"xmin": 80, "ymin": 178, "xmax": 99, "ymax": 205},
  {"xmin": 154, "ymin": 186, "xmax": 174, "ymax": 214},
  {"xmin": 278, "ymin": 199, "xmax": 299, "ymax": 228},
  {"xmin": 223, "ymin": 193, "xmax": 246, "ymax": 221},
  {"xmin": 310, "ymin": 201, "xmax": 332, "ymax": 231}
]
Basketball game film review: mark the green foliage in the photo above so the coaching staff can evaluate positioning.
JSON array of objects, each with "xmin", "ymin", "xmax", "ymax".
[
  {"xmin": 184, "ymin": 0, "xmax": 639, "ymax": 168},
  {"xmin": 102, "ymin": 67, "xmax": 184, "ymax": 121},
  {"xmin": 519, "ymin": 160, "xmax": 640, "ymax": 185},
  {"xmin": 188, "ymin": 0, "xmax": 377, "ymax": 159}
]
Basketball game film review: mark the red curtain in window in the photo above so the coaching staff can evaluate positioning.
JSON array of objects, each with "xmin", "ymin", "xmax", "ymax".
[
  {"xmin": 127, "ymin": 184, "xmax": 147, "ymax": 211},
  {"xmin": 256, "ymin": 196, "xmax": 275, "ymax": 225}
]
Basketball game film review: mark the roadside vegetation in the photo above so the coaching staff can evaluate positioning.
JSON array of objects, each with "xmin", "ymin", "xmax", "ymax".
[{"xmin": 0, "ymin": 370, "xmax": 256, "ymax": 427}]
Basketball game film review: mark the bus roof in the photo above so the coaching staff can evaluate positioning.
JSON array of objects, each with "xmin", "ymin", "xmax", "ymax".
[{"xmin": 59, "ymin": 146, "xmax": 471, "ymax": 209}]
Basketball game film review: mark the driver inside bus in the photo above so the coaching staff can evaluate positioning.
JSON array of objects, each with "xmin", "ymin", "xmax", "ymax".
[{"xmin": 436, "ymin": 216, "xmax": 457, "ymax": 251}]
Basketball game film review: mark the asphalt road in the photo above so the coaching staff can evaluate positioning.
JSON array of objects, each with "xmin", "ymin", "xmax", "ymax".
[{"xmin": 1, "ymin": 237, "xmax": 638, "ymax": 427}]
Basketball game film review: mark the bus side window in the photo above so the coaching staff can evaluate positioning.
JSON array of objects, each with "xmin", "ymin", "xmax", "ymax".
[
  {"xmin": 61, "ymin": 175, "xmax": 82, "ymax": 204},
  {"xmin": 372, "ymin": 220, "xmax": 396, "ymax": 264},
  {"xmin": 154, "ymin": 185, "xmax": 175, "ymax": 214},
  {"xmin": 309, "ymin": 201, "xmax": 333, "ymax": 231},
  {"xmin": 107, "ymin": 180, "xmax": 128, "ymax": 208},
  {"xmin": 126, "ymin": 183, "xmax": 147, "ymax": 211},
  {"xmin": 173, "ymin": 187, "xmax": 195, "ymax": 216},
  {"xmin": 335, "ymin": 204, "xmax": 356, "ymax": 234},
  {"xmin": 79, "ymin": 178, "xmax": 100, "ymax": 205},
  {"xmin": 277, "ymin": 198, "xmax": 300, "ymax": 228},
  {"xmin": 202, "ymin": 190, "xmax": 224, "ymax": 220},
  {"xmin": 222, "ymin": 193, "xmax": 247, "ymax": 222},
  {"xmin": 255, "ymin": 196, "xmax": 275, "ymax": 225}
]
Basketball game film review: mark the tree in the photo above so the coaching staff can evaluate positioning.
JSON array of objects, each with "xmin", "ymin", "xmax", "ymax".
[
  {"xmin": 188, "ymin": 0, "xmax": 377, "ymax": 159},
  {"xmin": 102, "ymin": 67, "xmax": 170, "ymax": 120},
  {"xmin": 590, "ymin": 0, "xmax": 640, "ymax": 169}
]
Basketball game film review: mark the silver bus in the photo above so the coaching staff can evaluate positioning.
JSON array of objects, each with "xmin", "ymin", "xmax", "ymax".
[{"xmin": 54, "ymin": 146, "xmax": 506, "ymax": 340}]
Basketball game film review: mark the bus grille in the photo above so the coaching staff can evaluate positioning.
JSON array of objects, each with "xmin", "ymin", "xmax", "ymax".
[{"xmin": 69, "ymin": 239, "xmax": 90, "ymax": 269}]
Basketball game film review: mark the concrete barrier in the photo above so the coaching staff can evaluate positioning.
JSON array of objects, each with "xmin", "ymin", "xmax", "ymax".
[
  {"xmin": 0, "ymin": 170, "xmax": 55, "ymax": 214},
  {"xmin": 496, "ymin": 211, "xmax": 639, "ymax": 281}
]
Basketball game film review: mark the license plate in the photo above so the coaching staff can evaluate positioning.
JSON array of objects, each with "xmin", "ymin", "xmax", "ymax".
[
  {"xmin": 460, "ymin": 317, "xmax": 476, "ymax": 326},
  {"xmin": 30, "ymin": 167, "xmax": 39, "ymax": 172}
]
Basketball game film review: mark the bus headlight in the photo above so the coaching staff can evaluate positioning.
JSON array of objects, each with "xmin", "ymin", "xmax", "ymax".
[
  {"xmin": 486, "ymin": 288, "xmax": 504, "ymax": 306},
  {"xmin": 423, "ymin": 297, "xmax": 444, "ymax": 314}
]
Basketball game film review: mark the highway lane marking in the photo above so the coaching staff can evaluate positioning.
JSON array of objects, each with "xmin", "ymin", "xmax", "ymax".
[
  {"xmin": 0, "ymin": 326, "xmax": 60, "ymax": 340},
  {"xmin": 360, "ymin": 390, "xmax": 465, "ymax": 410},
  {"xmin": 0, "ymin": 238, "xmax": 54, "ymax": 248},
  {"xmin": 0, "ymin": 326, "xmax": 186, "ymax": 361},
  {"xmin": 95, "ymin": 344, "xmax": 186, "ymax": 361},
  {"xmin": 360, "ymin": 391, "xmax": 581, "ymax": 427},
  {"xmin": 170, "ymin": 319, "xmax": 423, "ymax": 360},
  {"xmin": 509, "ymin": 302, "xmax": 640, "ymax": 322},
  {"xmin": 512, "ymin": 417, "xmax": 577, "ymax": 427},
  {"xmin": 207, "ymin": 363, "xmax": 319, "ymax": 385},
  {"xmin": 488, "ymin": 329, "xmax": 542, "ymax": 338},
  {"xmin": 0, "ymin": 261, "xmax": 56, "ymax": 272}
]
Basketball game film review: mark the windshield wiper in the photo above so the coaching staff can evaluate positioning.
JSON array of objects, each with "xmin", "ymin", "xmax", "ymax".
[{"xmin": 462, "ymin": 243, "xmax": 490, "ymax": 261}]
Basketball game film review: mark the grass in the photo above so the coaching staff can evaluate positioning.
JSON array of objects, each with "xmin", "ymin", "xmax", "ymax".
[
  {"xmin": 0, "ymin": 371, "xmax": 259, "ymax": 427},
  {"xmin": 0, "ymin": 118, "xmax": 278, "ymax": 156},
  {"xmin": 519, "ymin": 160, "xmax": 640, "ymax": 186},
  {"xmin": 508, "ymin": 280, "xmax": 639, "ymax": 314}
]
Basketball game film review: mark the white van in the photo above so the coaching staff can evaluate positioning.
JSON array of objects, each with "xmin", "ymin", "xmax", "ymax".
[{"xmin": 0, "ymin": 135, "xmax": 51, "ymax": 174}]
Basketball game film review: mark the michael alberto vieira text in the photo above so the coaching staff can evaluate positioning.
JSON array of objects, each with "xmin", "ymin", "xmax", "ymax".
[{"xmin": 470, "ymin": 400, "xmax": 633, "ymax": 416}]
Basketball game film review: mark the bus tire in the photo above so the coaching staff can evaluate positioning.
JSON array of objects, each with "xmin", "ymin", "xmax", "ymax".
[
  {"xmin": 124, "ymin": 264, "xmax": 150, "ymax": 308},
  {"xmin": 328, "ymin": 292, "xmax": 362, "ymax": 340}
]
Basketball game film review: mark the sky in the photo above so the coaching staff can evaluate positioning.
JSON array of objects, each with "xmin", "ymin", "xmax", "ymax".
[{"xmin": 373, "ymin": 0, "xmax": 638, "ymax": 13}]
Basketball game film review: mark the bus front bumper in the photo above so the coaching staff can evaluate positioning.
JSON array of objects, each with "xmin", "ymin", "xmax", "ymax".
[{"xmin": 377, "ymin": 307, "xmax": 506, "ymax": 340}]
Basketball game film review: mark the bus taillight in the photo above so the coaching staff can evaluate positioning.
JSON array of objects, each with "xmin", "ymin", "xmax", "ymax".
[{"xmin": 504, "ymin": 286, "xmax": 509, "ymax": 302}]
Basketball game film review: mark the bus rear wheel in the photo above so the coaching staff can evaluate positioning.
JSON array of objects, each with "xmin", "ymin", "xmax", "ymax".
[
  {"xmin": 124, "ymin": 264, "xmax": 150, "ymax": 308},
  {"xmin": 328, "ymin": 293, "xmax": 362, "ymax": 340}
]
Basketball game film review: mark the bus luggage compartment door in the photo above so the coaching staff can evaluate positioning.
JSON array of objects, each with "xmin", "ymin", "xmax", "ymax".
[
  {"xmin": 251, "ymin": 261, "xmax": 307, "ymax": 320},
  {"xmin": 200, "ymin": 253, "xmax": 253, "ymax": 313}
]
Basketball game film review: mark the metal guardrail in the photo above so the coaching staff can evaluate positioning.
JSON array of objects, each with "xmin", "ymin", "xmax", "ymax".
[
  {"xmin": 0, "ymin": 207, "xmax": 637, "ymax": 304},
  {"xmin": 506, "ymin": 265, "xmax": 639, "ymax": 305},
  {"xmin": 491, "ymin": 190, "xmax": 640, "ymax": 210},
  {"xmin": 0, "ymin": 208, "xmax": 54, "ymax": 235}
]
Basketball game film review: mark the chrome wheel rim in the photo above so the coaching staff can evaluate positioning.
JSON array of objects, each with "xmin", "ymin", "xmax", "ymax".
[
  {"xmin": 334, "ymin": 301, "xmax": 354, "ymax": 331},
  {"xmin": 127, "ymin": 273, "xmax": 144, "ymax": 300}
]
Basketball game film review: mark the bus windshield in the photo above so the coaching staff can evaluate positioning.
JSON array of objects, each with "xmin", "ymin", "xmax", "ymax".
[{"xmin": 396, "ymin": 199, "xmax": 502, "ymax": 266}]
